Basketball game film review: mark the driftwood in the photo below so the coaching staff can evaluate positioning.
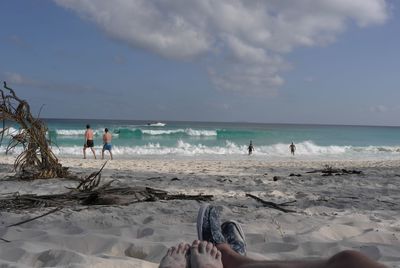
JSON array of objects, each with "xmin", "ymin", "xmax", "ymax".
[
  {"xmin": 1, "ymin": 207, "xmax": 62, "ymax": 243},
  {"xmin": 0, "ymin": 186, "xmax": 213, "ymax": 243},
  {"xmin": 75, "ymin": 161, "xmax": 108, "ymax": 191},
  {"xmin": 0, "ymin": 188, "xmax": 212, "ymax": 242},
  {"xmin": 0, "ymin": 186, "xmax": 213, "ymax": 211},
  {"xmin": 0, "ymin": 82, "xmax": 69, "ymax": 179},
  {"xmin": 306, "ymin": 165, "xmax": 362, "ymax": 176},
  {"xmin": 246, "ymin": 193, "xmax": 296, "ymax": 213},
  {"xmin": 0, "ymin": 160, "xmax": 212, "ymax": 211},
  {"xmin": 0, "ymin": 163, "xmax": 213, "ymax": 242},
  {"xmin": 6, "ymin": 207, "xmax": 62, "ymax": 227}
]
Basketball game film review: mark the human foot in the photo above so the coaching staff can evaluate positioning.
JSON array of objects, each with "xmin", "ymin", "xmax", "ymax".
[
  {"xmin": 159, "ymin": 242, "xmax": 190, "ymax": 268},
  {"xmin": 191, "ymin": 240, "xmax": 223, "ymax": 268}
]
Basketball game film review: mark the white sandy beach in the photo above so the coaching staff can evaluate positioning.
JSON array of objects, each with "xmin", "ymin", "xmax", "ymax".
[{"xmin": 0, "ymin": 156, "xmax": 400, "ymax": 267}]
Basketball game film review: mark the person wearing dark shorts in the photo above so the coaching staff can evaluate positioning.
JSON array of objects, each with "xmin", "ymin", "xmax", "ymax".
[
  {"xmin": 83, "ymin": 124, "xmax": 96, "ymax": 159},
  {"xmin": 85, "ymin": 140, "xmax": 94, "ymax": 148}
]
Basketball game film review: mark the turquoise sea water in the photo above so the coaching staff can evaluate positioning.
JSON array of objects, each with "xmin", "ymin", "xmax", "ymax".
[{"xmin": 2, "ymin": 119, "xmax": 400, "ymax": 160}]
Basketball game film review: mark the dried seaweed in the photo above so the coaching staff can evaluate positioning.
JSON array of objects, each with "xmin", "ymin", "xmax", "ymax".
[
  {"xmin": 0, "ymin": 162, "xmax": 213, "ymax": 211},
  {"xmin": 0, "ymin": 82, "xmax": 69, "ymax": 179},
  {"xmin": 0, "ymin": 186, "xmax": 213, "ymax": 211}
]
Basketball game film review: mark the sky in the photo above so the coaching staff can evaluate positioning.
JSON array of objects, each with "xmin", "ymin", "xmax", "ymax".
[{"xmin": 0, "ymin": 0, "xmax": 399, "ymax": 126}]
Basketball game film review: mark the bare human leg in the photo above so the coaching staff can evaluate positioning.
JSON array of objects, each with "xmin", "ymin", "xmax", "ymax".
[
  {"xmin": 216, "ymin": 243, "xmax": 386, "ymax": 268},
  {"xmin": 91, "ymin": 147, "xmax": 96, "ymax": 159},
  {"xmin": 196, "ymin": 204, "xmax": 386, "ymax": 268}
]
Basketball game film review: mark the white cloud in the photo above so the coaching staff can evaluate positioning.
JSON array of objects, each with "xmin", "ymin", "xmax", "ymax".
[{"xmin": 54, "ymin": 0, "xmax": 388, "ymax": 93}]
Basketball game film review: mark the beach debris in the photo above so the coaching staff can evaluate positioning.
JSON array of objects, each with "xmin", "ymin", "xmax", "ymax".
[
  {"xmin": 0, "ymin": 187, "xmax": 213, "ymax": 211},
  {"xmin": 0, "ymin": 207, "xmax": 62, "ymax": 242},
  {"xmin": 273, "ymin": 176, "xmax": 284, "ymax": 181},
  {"xmin": 246, "ymin": 193, "xmax": 296, "ymax": 213},
  {"xmin": 75, "ymin": 161, "xmax": 108, "ymax": 192},
  {"xmin": 217, "ymin": 177, "xmax": 232, "ymax": 183},
  {"xmin": 306, "ymin": 165, "xmax": 362, "ymax": 176},
  {"xmin": 0, "ymin": 162, "xmax": 212, "ymax": 210},
  {"xmin": 289, "ymin": 173, "xmax": 302, "ymax": 177},
  {"xmin": 146, "ymin": 176, "xmax": 162, "ymax": 181},
  {"xmin": 0, "ymin": 82, "xmax": 70, "ymax": 179},
  {"xmin": 6, "ymin": 207, "xmax": 62, "ymax": 227}
]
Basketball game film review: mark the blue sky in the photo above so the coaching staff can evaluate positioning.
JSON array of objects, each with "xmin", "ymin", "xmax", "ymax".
[{"xmin": 0, "ymin": 0, "xmax": 399, "ymax": 126}]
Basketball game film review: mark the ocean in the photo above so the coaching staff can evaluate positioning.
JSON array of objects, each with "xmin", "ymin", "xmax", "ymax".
[{"xmin": 2, "ymin": 119, "xmax": 400, "ymax": 161}]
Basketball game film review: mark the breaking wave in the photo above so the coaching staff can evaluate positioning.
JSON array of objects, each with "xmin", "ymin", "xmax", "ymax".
[
  {"xmin": 3, "ymin": 141, "xmax": 400, "ymax": 160},
  {"xmin": 52, "ymin": 128, "xmax": 221, "ymax": 137}
]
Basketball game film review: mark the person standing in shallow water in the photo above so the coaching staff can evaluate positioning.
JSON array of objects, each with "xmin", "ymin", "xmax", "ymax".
[
  {"xmin": 102, "ymin": 128, "xmax": 113, "ymax": 160},
  {"xmin": 289, "ymin": 142, "xmax": 296, "ymax": 156},
  {"xmin": 248, "ymin": 141, "xmax": 254, "ymax": 155},
  {"xmin": 83, "ymin": 124, "xmax": 96, "ymax": 159}
]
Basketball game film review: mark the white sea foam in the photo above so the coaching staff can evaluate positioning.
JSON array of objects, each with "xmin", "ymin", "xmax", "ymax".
[
  {"xmin": 141, "ymin": 128, "xmax": 217, "ymax": 136},
  {"xmin": 185, "ymin": 129, "xmax": 217, "ymax": 136},
  {"xmin": 3, "ymin": 141, "xmax": 400, "ymax": 160},
  {"xmin": 287, "ymin": 140, "xmax": 349, "ymax": 155},
  {"xmin": 360, "ymin": 145, "xmax": 400, "ymax": 153},
  {"xmin": 0, "ymin": 145, "xmax": 24, "ymax": 154},
  {"xmin": 141, "ymin": 129, "xmax": 183, "ymax": 135},
  {"xmin": 0, "ymin": 127, "xmax": 19, "ymax": 135},
  {"xmin": 53, "ymin": 127, "xmax": 217, "ymax": 137},
  {"xmin": 56, "ymin": 129, "xmax": 86, "ymax": 136},
  {"xmin": 50, "ymin": 141, "xmax": 377, "ymax": 157},
  {"xmin": 55, "ymin": 129, "xmax": 101, "ymax": 136}
]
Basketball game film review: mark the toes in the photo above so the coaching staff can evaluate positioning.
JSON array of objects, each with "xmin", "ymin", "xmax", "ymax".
[
  {"xmin": 170, "ymin": 246, "xmax": 177, "ymax": 255},
  {"xmin": 216, "ymin": 250, "xmax": 222, "ymax": 261},
  {"xmin": 191, "ymin": 240, "xmax": 200, "ymax": 255},
  {"xmin": 210, "ymin": 245, "xmax": 218, "ymax": 258},
  {"xmin": 177, "ymin": 242, "xmax": 186, "ymax": 254},
  {"xmin": 191, "ymin": 240, "xmax": 201, "ymax": 247},
  {"xmin": 183, "ymin": 243, "xmax": 190, "ymax": 254},
  {"xmin": 199, "ymin": 241, "xmax": 208, "ymax": 253},
  {"xmin": 166, "ymin": 247, "xmax": 172, "ymax": 256},
  {"xmin": 206, "ymin": 242, "xmax": 213, "ymax": 253}
]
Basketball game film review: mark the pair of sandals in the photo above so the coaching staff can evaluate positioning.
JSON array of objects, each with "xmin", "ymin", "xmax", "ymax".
[{"xmin": 197, "ymin": 204, "xmax": 247, "ymax": 256}]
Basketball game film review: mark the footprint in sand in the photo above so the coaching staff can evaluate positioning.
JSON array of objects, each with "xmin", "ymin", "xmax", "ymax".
[
  {"xmin": 137, "ymin": 227, "xmax": 155, "ymax": 238},
  {"xmin": 35, "ymin": 249, "xmax": 85, "ymax": 266},
  {"xmin": 125, "ymin": 244, "xmax": 148, "ymax": 259},
  {"xmin": 142, "ymin": 216, "xmax": 155, "ymax": 224}
]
